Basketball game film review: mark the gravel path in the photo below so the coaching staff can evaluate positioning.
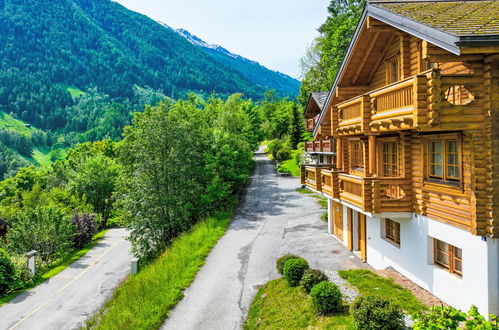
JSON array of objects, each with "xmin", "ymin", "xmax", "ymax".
[{"xmin": 162, "ymin": 148, "xmax": 368, "ymax": 330}]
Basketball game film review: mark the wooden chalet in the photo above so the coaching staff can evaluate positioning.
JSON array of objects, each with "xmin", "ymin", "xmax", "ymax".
[{"xmin": 301, "ymin": 0, "xmax": 499, "ymax": 316}]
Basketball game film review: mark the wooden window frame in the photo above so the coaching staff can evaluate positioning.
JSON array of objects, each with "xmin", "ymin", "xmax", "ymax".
[
  {"xmin": 349, "ymin": 140, "xmax": 364, "ymax": 171},
  {"xmin": 377, "ymin": 137, "xmax": 399, "ymax": 177},
  {"xmin": 423, "ymin": 133, "xmax": 462, "ymax": 187},
  {"xmin": 433, "ymin": 238, "xmax": 462, "ymax": 278},
  {"xmin": 385, "ymin": 218, "xmax": 400, "ymax": 245},
  {"xmin": 385, "ymin": 54, "xmax": 401, "ymax": 84}
]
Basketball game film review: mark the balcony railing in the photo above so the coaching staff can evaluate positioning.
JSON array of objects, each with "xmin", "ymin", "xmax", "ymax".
[
  {"xmin": 331, "ymin": 69, "xmax": 469, "ymax": 135},
  {"xmin": 320, "ymin": 169, "xmax": 342, "ymax": 199},
  {"xmin": 305, "ymin": 139, "xmax": 335, "ymax": 153},
  {"xmin": 338, "ymin": 174, "xmax": 412, "ymax": 213},
  {"xmin": 301, "ymin": 165, "xmax": 334, "ymax": 192}
]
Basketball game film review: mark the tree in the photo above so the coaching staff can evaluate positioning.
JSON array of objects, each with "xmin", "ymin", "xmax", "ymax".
[
  {"xmin": 117, "ymin": 100, "xmax": 211, "ymax": 259},
  {"xmin": 67, "ymin": 154, "xmax": 119, "ymax": 227},
  {"xmin": 289, "ymin": 103, "xmax": 305, "ymax": 149},
  {"xmin": 299, "ymin": 0, "xmax": 365, "ymax": 105}
]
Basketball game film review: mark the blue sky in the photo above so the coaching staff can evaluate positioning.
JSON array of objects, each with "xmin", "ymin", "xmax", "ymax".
[{"xmin": 113, "ymin": 0, "xmax": 330, "ymax": 79}]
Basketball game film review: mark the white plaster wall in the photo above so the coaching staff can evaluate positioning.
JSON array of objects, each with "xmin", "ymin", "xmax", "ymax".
[
  {"xmin": 342, "ymin": 205, "xmax": 349, "ymax": 246},
  {"xmin": 365, "ymin": 213, "xmax": 499, "ymax": 316},
  {"xmin": 327, "ymin": 198, "xmax": 333, "ymax": 235}
]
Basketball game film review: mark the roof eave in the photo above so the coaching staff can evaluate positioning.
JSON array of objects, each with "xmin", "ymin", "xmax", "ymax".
[
  {"xmin": 368, "ymin": 4, "xmax": 461, "ymax": 55},
  {"xmin": 313, "ymin": 8, "xmax": 368, "ymax": 137}
]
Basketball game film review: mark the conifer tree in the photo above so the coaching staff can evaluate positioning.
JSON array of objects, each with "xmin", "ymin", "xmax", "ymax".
[{"xmin": 290, "ymin": 103, "xmax": 305, "ymax": 149}]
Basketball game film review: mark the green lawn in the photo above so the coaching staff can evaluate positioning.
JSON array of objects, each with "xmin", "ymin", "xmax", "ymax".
[
  {"xmin": 338, "ymin": 269, "xmax": 427, "ymax": 314},
  {"xmin": 0, "ymin": 229, "xmax": 108, "ymax": 306},
  {"xmin": 296, "ymin": 187, "xmax": 314, "ymax": 194},
  {"xmin": 86, "ymin": 210, "xmax": 234, "ymax": 330},
  {"xmin": 0, "ymin": 111, "xmax": 34, "ymax": 135},
  {"xmin": 278, "ymin": 150, "xmax": 300, "ymax": 176},
  {"xmin": 66, "ymin": 86, "xmax": 85, "ymax": 99},
  {"xmin": 244, "ymin": 278, "xmax": 354, "ymax": 330}
]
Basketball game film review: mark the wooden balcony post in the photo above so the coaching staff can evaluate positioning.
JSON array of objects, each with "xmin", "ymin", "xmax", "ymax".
[
  {"xmin": 372, "ymin": 179, "xmax": 381, "ymax": 213},
  {"xmin": 315, "ymin": 168, "xmax": 322, "ymax": 192},
  {"xmin": 368, "ymin": 135, "xmax": 376, "ymax": 176},
  {"xmin": 300, "ymin": 166, "xmax": 306, "ymax": 185},
  {"xmin": 336, "ymin": 139, "xmax": 343, "ymax": 170}
]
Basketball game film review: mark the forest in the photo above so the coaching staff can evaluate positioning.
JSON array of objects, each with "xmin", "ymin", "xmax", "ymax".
[{"xmin": 0, "ymin": 92, "xmax": 305, "ymax": 294}]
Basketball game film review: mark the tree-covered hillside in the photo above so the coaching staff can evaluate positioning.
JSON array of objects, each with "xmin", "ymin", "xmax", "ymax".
[
  {"xmin": 0, "ymin": 0, "xmax": 294, "ymax": 131},
  {"xmin": 173, "ymin": 28, "xmax": 301, "ymax": 97}
]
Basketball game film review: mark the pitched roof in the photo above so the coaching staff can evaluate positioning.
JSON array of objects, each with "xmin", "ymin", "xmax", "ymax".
[
  {"xmin": 312, "ymin": 1, "xmax": 499, "ymax": 137},
  {"xmin": 311, "ymin": 91, "xmax": 329, "ymax": 110},
  {"xmin": 370, "ymin": 1, "xmax": 499, "ymax": 37}
]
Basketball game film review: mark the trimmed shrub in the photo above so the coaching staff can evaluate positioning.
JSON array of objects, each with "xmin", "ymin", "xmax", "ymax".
[
  {"xmin": 275, "ymin": 147, "xmax": 291, "ymax": 162},
  {"xmin": 0, "ymin": 248, "xmax": 16, "ymax": 294},
  {"xmin": 350, "ymin": 294, "xmax": 405, "ymax": 330},
  {"xmin": 71, "ymin": 212, "xmax": 97, "ymax": 249},
  {"xmin": 310, "ymin": 281, "xmax": 342, "ymax": 314},
  {"xmin": 275, "ymin": 254, "xmax": 299, "ymax": 275},
  {"xmin": 300, "ymin": 269, "xmax": 328, "ymax": 293},
  {"xmin": 283, "ymin": 258, "xmax": 309, "ymax": 286}
]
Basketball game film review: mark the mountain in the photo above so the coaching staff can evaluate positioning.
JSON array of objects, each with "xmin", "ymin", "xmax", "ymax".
[
  {"xmin": 0, "ymin": 0, "xmax": 298, "ymax": 131},
  {"xmin": 165, "ymin": 26, "xmax": 300, "ymax": 97}
]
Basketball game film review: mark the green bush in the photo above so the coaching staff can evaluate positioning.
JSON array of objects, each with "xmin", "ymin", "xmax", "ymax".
[
  {"xmin": 300, "ymin": 269, "xmax": 328, "ymax": 293},
  {"xmin": 275, "ymin": 254, "xmax": 299, "ymax": 275},
  {"xmin": 465, "ymin": 305, "xmax": 498, "ymax": 329},
  {"xmin": 411, "ymin": 304, "xmax": 498, "ymax": 330},
  {"xmin": 275, "ymin": 147, "xmax": 291, "ymax": 162},
  {"xmin": 310, "ymin": 281, "xmax": 342, "ymax": 314},
  {"xmin": 0, "ymin": 248, "xmax": 17, "ymax": 294},
  {"xmin": 350, "ymin": 294, "xmax": 405, "ymax": 330},
  {"xmin": 283, "ymin": 258, "xmax": 309, "ymax": 287}
]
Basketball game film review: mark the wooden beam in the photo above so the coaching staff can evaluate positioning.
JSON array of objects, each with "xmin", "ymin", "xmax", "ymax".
[
  {"xmin": 366, "ymin": 34, "xmax": 396, "ymax": 84},
  {"xmin": 352, "ymin": 32, "xmax": 380, "ymax": 85}
]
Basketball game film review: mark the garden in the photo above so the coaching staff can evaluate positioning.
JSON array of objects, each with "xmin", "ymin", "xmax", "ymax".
[{"xmin": 244, "ymin": 255, "xmax": 499, "ymax": 329}]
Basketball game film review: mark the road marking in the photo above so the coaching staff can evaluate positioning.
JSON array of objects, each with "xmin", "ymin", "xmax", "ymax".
[
  {"xmin": 57, "ymin": 241, "xmax": 118, "ymax": 293},
  {"xmin": 8, "ymin": 298, "xmax": 53, "ymax": 330},
  {"xmin": 7, "ymin": 239, "xmax": 119, "ymax": 329}
]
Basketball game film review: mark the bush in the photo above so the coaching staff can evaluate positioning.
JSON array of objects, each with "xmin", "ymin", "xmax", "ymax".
[
  {"xmin": 412, "ymin": 305, "xmax": 466, "ymax": 330},
  {"xmin": 283, "ymin": 258, "xmax": 309, "ymax": 286},
  {"xmin": 275, "ymin": 254, "xmax": 299, "ymax": 275},
  {"xmin": 0, "ymin": 248, "xmax": 17, "ymax": 294},
  {"xmin": 275, "ymin": 147, "xmax": 291, "ymax": 162},
  {"xmin": 71, "ymin": 212, "xmax": 97, "ymax": 249},
  {"xmin": 350, "ymin": 294, "xmax": 405, "ymax": 330},
  {"xmin": 310, "ymin": 281, "xmax": 342, "ymax": 314},
  {"xmin": 300, "ymin": 269, "xmax": 328, "ymax": 293}
]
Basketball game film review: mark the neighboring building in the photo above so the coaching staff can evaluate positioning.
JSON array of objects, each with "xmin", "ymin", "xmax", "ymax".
[{"xmin": 301, "ymin": 0, "xmax": 499, "ymax": 316}]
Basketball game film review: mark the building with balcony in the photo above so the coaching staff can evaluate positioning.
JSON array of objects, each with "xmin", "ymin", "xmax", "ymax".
[{"xmin": 301, "ymin": 0, "xmax": 499, "ymax": 316}]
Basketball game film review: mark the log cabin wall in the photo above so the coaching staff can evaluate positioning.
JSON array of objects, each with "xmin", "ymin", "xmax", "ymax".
[{"xmin": 307, "ymin": 14, "xmax": 499, "ymax": 238}]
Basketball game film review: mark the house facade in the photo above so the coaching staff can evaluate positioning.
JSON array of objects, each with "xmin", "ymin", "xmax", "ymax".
[{"xmin": 301, "ymin": 0, "xmax": 499, "ymax": 316}]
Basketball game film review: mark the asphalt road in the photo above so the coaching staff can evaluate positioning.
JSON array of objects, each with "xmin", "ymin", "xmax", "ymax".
[
  {"xmin": 0, "ymin": 228, "xmax": 131, "ymax": 330},
  {"xmin": 162, "ymin": 148, "xmax": 366, "ymax": 330}
]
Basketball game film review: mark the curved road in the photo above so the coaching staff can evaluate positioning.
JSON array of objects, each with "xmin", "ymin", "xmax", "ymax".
[
  {"xmin": 0, "ymin": 228, "xmax": 131, "ymax": 330},
  {"xmin": 163, "ymin": 149, "xmax": 365, "ymax": 330}
]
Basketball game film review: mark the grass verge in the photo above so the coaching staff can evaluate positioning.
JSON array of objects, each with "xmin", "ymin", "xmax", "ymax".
[
  {"xmin": 278, "ymin": 150, "xmax": 300, "ymax": 176},
  {"xmin": 338, "ymin": 269, "xmax": 427, "ymax": 314},
  {"xmin": 86, "ymin": 210, "xmax": 233, "ymax": 330},
  {"xmin": 0, "ymin": 229, "xmax": 108, "ymax": 306},
  {"xmin": 244, "ymin": 278, "xmax": 354, "ymax": 330},
  {"xmin": 296, "ymin": 187, "xmax": 314, "ymax": 194}
]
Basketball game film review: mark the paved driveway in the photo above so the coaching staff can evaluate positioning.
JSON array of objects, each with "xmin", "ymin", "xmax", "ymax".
[
  {"xmin": 163, "ymin": 150, "xmax": 367, "ymax": 330},
  {"xmin": 0, "ymin": 228, "xmax": 131, "ymax": 330}
]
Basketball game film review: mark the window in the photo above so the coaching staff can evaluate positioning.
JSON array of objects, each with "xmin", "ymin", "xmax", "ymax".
[
  {"xmin": 445, "ymin": 85, "xmax": 474, "ymax": 105},
  {"xmin": 350, "ymin": 140, "xmax": 364, "ymax": 169},
  {"xmin": 381, "ymin": 141, "xmax": 398, "ymax": 177},
  {"xmin": 386, "ymin": 56, "xmax": 400, "ymax": 83},
  {"xmin": 426, "ymin": 135, "xmax": 461, "ymax": 184},
  {"xmin": 385, "ymin": 219, "xmax": 400, "ymax": 245},
  {"xmin": 434, "ymin": 238, "xmax": 462, "ymax": 277}
]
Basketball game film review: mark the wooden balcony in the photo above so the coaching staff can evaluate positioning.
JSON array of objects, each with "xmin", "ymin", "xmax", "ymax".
[
  {"xmin": 336, "ymin": 95, "xmax": 370, "ymax": 135},
  {"xmin": 338, "ymin": 174, "xmax": 412, "ymax": 213},
  {"xmin": 301, "ymin": 165, "xmax": 334, "ymax": 192},
  {"xmin": 369, "ymin": 74, "xmax": 427, "ymax": 133},
  {"xmin": 320, "ymin": 169, "xmax": 342, "ymax": 199},
  {"xmin": 305, "ymin": 139, "xmax": 335, "ymax": 153},
  {"xmin": 306, "ymin": 118, "xmax": 315, "ymax": 132}
]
